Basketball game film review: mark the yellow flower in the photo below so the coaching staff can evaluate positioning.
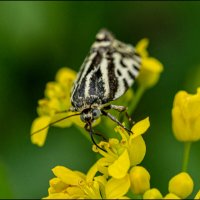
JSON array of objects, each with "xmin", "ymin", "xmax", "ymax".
[
  {"xmin": 44, "ymin": 165, "xmax": 130, "ymax": 199},
  {"xmin": 129, "ymin": 166, "xmax": 150, "ymax": 195},
  {"xmin": 93, "ymin": 117, "xmax": 150, "ymax": 179},
  {"xmin": 168, "ymin": 172, "xmax": 194, "ymax": 199},
  {"xmin": 44, "ymin": 166, "xmax": 86, "ymax": 199},
  {"xmin": 143, "ymin": 188, "xmax": 163, "ymax": 199},
  {"xmin": 30, "ymin": 67, "xmax": 89, "ymax": 147},
  {"xmin": 86, "ymin": 163, "xmax": 131, "ymax": 199},
  {"xmin": 136, "ymin": 38, "xmax": 163, "ymax": 89},
  {"xmin": 172, "ymin": 88, "xmax": 200, "ymax": 142}
]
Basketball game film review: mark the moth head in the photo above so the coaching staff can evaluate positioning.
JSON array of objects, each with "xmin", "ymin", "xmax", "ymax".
[{"xmin": 80, "ymin": 108, "xmax": 101, "ymax": 123}]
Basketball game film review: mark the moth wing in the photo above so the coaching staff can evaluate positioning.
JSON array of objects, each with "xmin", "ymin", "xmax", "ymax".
[
  {"xmin": 98, "ymin": 47, "xmax": 141, "ymax": 104},
  {"xmin": 71, "ymin": 29, "xmax": 141, "ymax": 108}
]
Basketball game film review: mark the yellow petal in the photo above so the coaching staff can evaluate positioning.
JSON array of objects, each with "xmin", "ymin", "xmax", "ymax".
[
  {"xmin": 193, "ymin": 114, "xmax": 200, "ymax": 140},
  {"xmin": 129, "ymin": 166, "xmax": 150, "ymax": 195},
  {"xmin": 66, "ymin": 186, "xmax": 84, "ymax": 196},
  {"xmin": 129, "ymin": 136, "xmax": 146, "ymax": 166},
  {"xmin": 105, "ymin": 174, "xmax": 130, "ymax": 199},
  {"xmin": 95, "ymin": 158, "xmax": 110, "ymax": 178},
  {"xmin": 52, "ymin": 166, "xmax": 85, "ymax": 186},
  {"xmin": 108, "ymin": 149, "xmax": 130, "ymax": 179},
  {"xmin": 49, "ymin": 178, "xmax": 67, "ymax": 193},
  {"xmin": 94, "ymin": 175, "xmax": 107, "ymax": 187},
  {"xmin": 168, "ymin": 172, "xmax": 194, "ymax": 199},
  {"xmin": 131, "ymin": 117, "xmax": 150, "ymax": 139},
  {"xmin": 31, "ymin": 116, "xmax": 51, "ymax": 147},
  {"xmin": 86, "ymin": 161, "xmax": 99, "ymax": 182},
  {"xmin": 172, "ymin": 106, "xmax": 190, "ymax": 141},
  {"xmin": 143, "ymin": 188, "xmax": 163, "ymax": 199}
]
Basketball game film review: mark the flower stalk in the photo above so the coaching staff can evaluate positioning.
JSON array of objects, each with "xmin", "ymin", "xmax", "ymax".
[
  {"xmin": 129, "ymin": 85, "xmax": 146, "ymax": 114},
  {"xmin": 182, "ymin": 142, "xmax": 192, "ymax": 172}
]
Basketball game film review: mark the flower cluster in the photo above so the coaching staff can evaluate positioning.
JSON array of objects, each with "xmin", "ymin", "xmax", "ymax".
[
  {"xmin": 44, "ymin": 118, "xmax": 150, "ymax": 199},
  {"xmin": 44, "ymin": 118, "xmax": 200, "ymax": 199},
  {"xmin": 31, "ymin": 68, "xmax": 87, "ymax": 146}
]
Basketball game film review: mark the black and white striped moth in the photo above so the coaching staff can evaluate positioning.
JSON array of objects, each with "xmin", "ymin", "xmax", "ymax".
[{"xmin": 32, "ymin": 29, "xmax": 141, "ymax": 149}]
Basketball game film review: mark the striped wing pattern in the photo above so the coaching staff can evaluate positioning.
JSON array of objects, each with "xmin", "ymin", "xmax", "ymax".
[{"xmin": 71, "ymin": 29, "xmax": 141, "ymax": 110}]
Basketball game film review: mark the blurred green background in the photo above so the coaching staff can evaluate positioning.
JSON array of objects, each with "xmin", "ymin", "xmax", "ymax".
[{"xmin": 0, "ymin": 1, "xmax": 200, "ymax": 198}]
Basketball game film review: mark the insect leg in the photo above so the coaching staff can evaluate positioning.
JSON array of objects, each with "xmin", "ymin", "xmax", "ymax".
[
  {"xmin": 103, "ymin": 104, "xmax": 133, "ymax": 123},
  {"xmin": 93, "ymin": 131, "xmax": 107, "ymax": 141},
  {"xmin": 84, "ymin": 124, "xmax": 106, "ymax": 151},
  {"xmin": 103, "ymin": 104, "xmax": 127, "ymax": 112},
  {"xmin": 101, "ymin": 110, "xmax": 132, "ymax": 134},
  {"xmin": 124, "ymin": 112, "xmax": 134, "ymax": 124}
]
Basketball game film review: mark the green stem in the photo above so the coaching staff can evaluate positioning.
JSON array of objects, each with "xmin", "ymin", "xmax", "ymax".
[
  {"xmin": 182, "ymin": 142, "xmax": 192, "ymax": 172},
  {"xmin": 128, "ymin": 86, "xmax": 146, "ymax": 114}
]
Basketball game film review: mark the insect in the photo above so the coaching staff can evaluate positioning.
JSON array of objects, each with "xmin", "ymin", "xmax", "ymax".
[{"xmin": 32, "ymin": 29, "xmax": 141, "ymax": 149}]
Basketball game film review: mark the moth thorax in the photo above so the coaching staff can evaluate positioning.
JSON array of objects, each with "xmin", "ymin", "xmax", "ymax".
[{"xmin": 80, "ymin": 108, "xmax": 101, "ymax": 123}]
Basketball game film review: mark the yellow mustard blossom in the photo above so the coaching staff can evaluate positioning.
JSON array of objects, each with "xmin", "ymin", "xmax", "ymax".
[
  {"xmin": 86, "ymin": 162, "xmax": 130, "ymax": 199},
  {"xmin": 172, "ymin": 88, "xmax": 200, "ymax": 142},
  {"xmin": 136, "ymin": 38, "xmax": 163, "ymax": 89},
  {"xmin": 31, "ymin": 68, "xmax": 80, "ymax": 147},
  {"xmin": 168, "ymin": 172, "xmax": 194, "ymax": 199},
  {"xmin": 92, "ymin": 117, "xmax": 150, "ymax": 179},
  {"xmin": 44, "ymin": 166, "xmax": 86, "ymax": 199},
  {"xmin": 44, "ymin": 165, "xmax": 130, "ymax": 199},
  {"xmin": 143, "ymin": 188, "xmax": 163, "ymax": 199},
  {"xmin": 195, "ymin": 190, "xmax": 200, "ymax": 199},
  {"xmin": 129, "ymin": 166, "xmax": 150, "ymax": 195}
]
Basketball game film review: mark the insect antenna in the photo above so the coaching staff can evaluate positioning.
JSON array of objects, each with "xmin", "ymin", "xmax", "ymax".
[
  {"xmin": 31, "ymin": 113, "xmax": 80, "ymax": 136},
  {"xmin": 55, "ymin": 110, "xmax": 70, "ymax": 114},
  {"xmin": 88, "ymin": 123, "xmax": 106, "ymax": 152}
]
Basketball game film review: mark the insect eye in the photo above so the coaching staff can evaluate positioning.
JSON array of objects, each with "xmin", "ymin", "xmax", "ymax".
[{"xmin": 92, "ymin": 109, "xmax": 101, "ymax": 119}]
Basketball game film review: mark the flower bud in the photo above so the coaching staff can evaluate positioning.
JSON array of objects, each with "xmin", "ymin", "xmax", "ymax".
[
  {"xmin": 143, "ymin": 188, "xmax": 163, "ymax": 199},
  {"xmin": 129, "ymin": 166, "xmax": 150, "ymax": 195},
  {"xmin": 136, "ymin": 38, "xmax": 163, "ymax": 89},
  {"xmin": 172, "ymin": 88, "xmax": 200, "ymax": 141},
  {"xmin": 168, "ymin": 172, "xmax": 194, "ymax": 199}
]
